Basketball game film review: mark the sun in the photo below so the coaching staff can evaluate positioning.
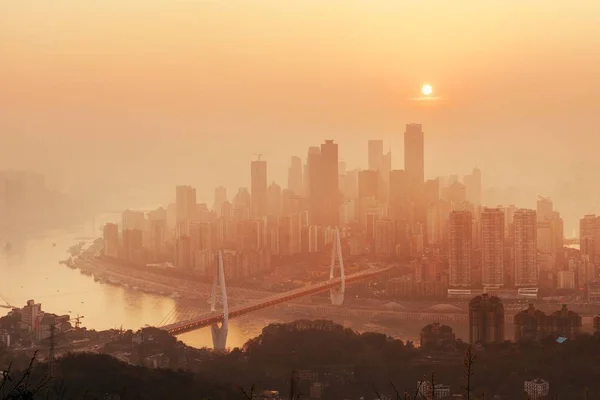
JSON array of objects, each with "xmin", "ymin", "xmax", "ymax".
[{"xmin": 421, "ymin": 83, "xmax": 433, "ymax": 96}]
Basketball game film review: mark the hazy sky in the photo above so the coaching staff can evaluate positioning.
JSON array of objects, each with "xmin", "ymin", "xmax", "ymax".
[{"xmin": 1, "ymin": 1, "xmax": 599, "ymax": 228}]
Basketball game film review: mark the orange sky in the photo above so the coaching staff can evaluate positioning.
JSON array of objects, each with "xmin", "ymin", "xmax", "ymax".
[{"xmin": 1, "ymin": 1, "xmax": 599, "ymax": 230}]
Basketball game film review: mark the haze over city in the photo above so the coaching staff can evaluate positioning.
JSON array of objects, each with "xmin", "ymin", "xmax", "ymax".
[
  {"xmin": 2, "ymin": 1, "xmax": 600, "ymax": 399},
  {"xmin": 2, "ymin": 1, "xmax": 600, "ymax": 232}
]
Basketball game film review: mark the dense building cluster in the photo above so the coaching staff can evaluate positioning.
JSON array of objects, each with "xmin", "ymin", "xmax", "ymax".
[
  {"xmin": 514, "ymin": 303, "xmax": 582, "ymax": 341},
  {"xmin": 99, "ymin": 123, "xmax": 600, "ymax": 296},
  {"xmin": 0, "ymin": 299, "xmax": 71, "ymax": 348},
  {"xmin": 465, "ymin": 293, "xmax": 583, "ymax": 345}
]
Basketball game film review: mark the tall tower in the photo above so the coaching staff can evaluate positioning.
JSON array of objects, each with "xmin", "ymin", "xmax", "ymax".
[
  {"xmin": 514, "ymin": 209, "xmax": 538, "ymax": 287},
  {"xmin": 469, "ymin": 293, "xmax": 505, "ymax": 344},
  {"xmin": 307, "ymin": 146, "xmax": 322, "ymax": 225},
  {"xmin": 465, "ymin": 167, "xmax": 482, "ymax": 205},
  {"xmin": 251, "ymin": 159, "xmax": 268, "ymax": 219},
  {"xmin": 449, "ymin": 210, "xmax": 473, "ymax": 287},
  {"xmin": 580, "ymin": 214, "xmax": 597, "ymax": 261},
  {"xmin": 536, "ymin": 196, "xmax": 553, "ymax": 222},
  {"xmin": 176, "ymin": 185, "xmax": 197, "ymax": 223},
  {"xmin": 389, "ymin": 169, "xmax": 410, "ymax": 222},
  {"xmin": 213, "ymin": 186, "xmax": 227, "ymax": 215},
  {"xmin": 288, "ymin": 156, "xmax": 303, "ymax": 195},
  {"xmin": 320, "ymin": 140, "xmax": 340, "ymax": 227},
  {"xmin": 481, "ymin": 207, "xmax": 505, "ymax": 287},
  {"xmin": 404, "ymin": 123, "xmax": 425, "ymax": 188},
  {"xmin": 368, "ymin": 140, "xmax": 384, "ymax": 171}
]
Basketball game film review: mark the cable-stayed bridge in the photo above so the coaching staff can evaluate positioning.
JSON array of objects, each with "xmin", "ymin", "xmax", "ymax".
[{"xmin": 158, "ymin": 228, "xmax": 391, "ymax": 350}]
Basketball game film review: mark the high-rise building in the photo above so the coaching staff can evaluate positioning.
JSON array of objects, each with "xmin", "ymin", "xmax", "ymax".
[
  {"xmin": 358, "ymin": 170, "xmax": 379, "ymax": 200},
  {"xmin": 148, "ymin": 218, "xmax": 166, "ymax": 256},
  {"xmin": 389, "ymin": 169, "xmax": 411, "ymax": 222},
  {"xmin": 449, "ymin": 211, "xmax": 472, "ymax": 287},
  {"xmin": 503, "ymin": 204, "xmax": 517, "ymax": 239},
  {"xmin": 464, "ymin": 168, "xmax": 482, "ymax": 205},
  {"xmin": 267, "ymin": 182, "xmax": 282, "ymax": 217},
  {"xmin": 442, "ymin": 181, "xmax": 467, "ymax": 206},
  {"xmin": 189, "ymin": 222, "xmax": 212, "ymax": 252},
  {"xmin": 381, "ymin": 150, "xmax": 392, "ymax": 187},
  {"xmin": 481, "ymin": 207, "xmax": 505, "ymax": 287},
  {"xmin": 426, "ymin": 200, "xmax": 450, "ymax": 245},
  {"xmin": 307, "ymin": 146, "xmax": 322, "ymax": 225},
  {"xmin": 175, "ymin": 236, "xmax": 191, "ymax": 269},
  {"xmin": 320, "ymin": 140, "xmax": 340, "ymax": 227},
  {"xmin": 103, "ymin": 223, "xmax": 119, "ymax": 258},
  {"xmin": 580, "ymin": 214, "xmax": 599, "ymax": 261},
  {"xmin": 513, "ymin": 209, "xmax": 538, "ymax": 287},
  {"xmin": 550, "ymin": 304, "xmax": 582, "ymax": 339},
  {"xmin": 122, "ymin": 229, "xmax": 144, "ymax": 263},
  {"xmin": 404, "ymin": 123, "xmax": 425, "ymax": 187},
  {"xmin": 374, "ymin": 218, "xmax": 395, "ymax": 257},
  {"xmin": 358, "ymin": 170, "xmax": 380, "ymax": 229},
  {"xmin": 176, "ymin": 185, "xmax": 197, "ymax": 223},
  {"xmin": 251, "ymin": 159, "xmax": 268, "ymax": 219},
  {"xmin": 213, "ymin": 186, "xmax": 227, "ymax": 215},
  {"xmin": 368, "ymin": 140, "xmax": 384, "ymax": 171},
  {"xmin": 469, "ymin": 293, "xmax": 504, "ymax": 344},
  {"xmin": 536, "ymin": 196, "xmax": 553, "ymax": 222},
  {"xmin": 288, "ymin": 156, "xmax": 303, "ymax": 195},
  {"xmin": 514, "ymin": 304, "xmax": 548, "ymax": 342},
  {"xmin": 340, "ymin": 169, "xmax": 358, "ymax": 200},
  {"xmin": 122, "ymin": 209, "xmax": 146, "ymax": 232}
]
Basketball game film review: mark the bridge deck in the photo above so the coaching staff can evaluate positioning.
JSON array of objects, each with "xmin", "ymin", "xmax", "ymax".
[{"xmin": 162, "ymin": 266, "xmax": 391, "ymax": 335}]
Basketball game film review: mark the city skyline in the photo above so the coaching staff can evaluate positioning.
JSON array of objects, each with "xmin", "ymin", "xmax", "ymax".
[
  {"xmin": 2, "ymin": 2, "xmax": 600, "ymax": 234},
  {"xmin": 2, "ymin": 2, "xmax": 600, "ymax": 397}
]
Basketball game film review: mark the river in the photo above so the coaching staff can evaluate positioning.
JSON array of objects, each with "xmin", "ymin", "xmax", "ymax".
[{"xmin": 1, "ymin": 213, "xmax": 435, "ymax": 349}]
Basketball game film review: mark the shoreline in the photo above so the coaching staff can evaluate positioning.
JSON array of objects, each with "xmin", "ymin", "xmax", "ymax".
[{"xmin": 63, "ymin": 243, "xmax": 599, "ymax": 326}]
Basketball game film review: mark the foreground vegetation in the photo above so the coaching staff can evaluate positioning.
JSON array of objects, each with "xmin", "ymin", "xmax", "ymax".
[{"xmin": 2, "ymin": 319, "xmax": 600, "ymax": 398}]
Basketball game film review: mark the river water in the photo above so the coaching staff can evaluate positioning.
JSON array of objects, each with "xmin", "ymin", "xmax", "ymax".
[
  {"xmin": 1, "ymin": 213, "xmax": 435, "ymax": 349},
  {"xmin": 0, "ymin": 213, "xmax": 285, "ymax": 349}
]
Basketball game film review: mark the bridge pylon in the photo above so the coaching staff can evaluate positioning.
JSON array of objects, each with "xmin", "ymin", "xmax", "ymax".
[
  {"xmin": 210, "ymin": 251, "xmax": 228, "ymax": 351},
  {"xmin": 329, "ymin": 227, "xmax": 345, "ymax": 305}
]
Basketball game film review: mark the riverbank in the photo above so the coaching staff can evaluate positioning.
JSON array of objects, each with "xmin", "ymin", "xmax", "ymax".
[{"xmin": 68, "ymin": 241, "xmax": 289, "ymax": 306}]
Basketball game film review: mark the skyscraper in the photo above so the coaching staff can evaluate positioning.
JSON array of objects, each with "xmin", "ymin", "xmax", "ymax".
[
  {"xmin": 404, "ymin": 123, "xmax": 425, "ymax": 187},
  {"xmin": 368, "ymin": 140, "xmax": 384, "ymax": 171},
  {"xmin": 287, "ymin": 156, "xmax": 303, "ymax": 195},
  {"xmin": 374, "ymin": 218, "xmax": 395, "ymax": 257},
  {"xmin": 358, "ymin": 170, "xmax": 379, "ymax": 200},
  {"xmin": 536, "ymin": 196, "xmax": 553, "ymax": 222},
  {"xmin": 103, "ymin": 223, "xmax": 119, "ymax": 258},
  {"xmin": 389, "ymin": 169, "xmax": 411, "ymax": 222},
  {"xmin": 267, "ymin": 182, "xmax": 282, "ymax": 217},
  {"xmin": 580, "ymin": 214, "xmax": 599, "ymax": 262},
  {"xmin": 251, "ymin": 159, "xmax": 268, "ymax": 219},
  {"xmin": 449, "ymin": 210, "xmax": 472, "ymax": 287},
  {"xmin": 358, "ymin": 169, "xmax": 379, "ymax": 229},
  {"xmin": 513, "ymin": 209, "xmax": 538, "ymax": 287},
  {"xmin": 469, "ymin": 293, "xmax": 505, "ymax": 344},
  {"xmin": 427, "ymin": 200, "xmax": 451, "ymax": 246},
  {"xmin": 307, "ymin": 146, "xmax": 322, "ymax": 225},
  {"xmin": 176, "ymin": 185, "xmax": 197, "ymax": 223},
  {"xmin": 481, "ymin": 207, "xmax": 505, "ymax": 287},
  {"xmin": 122, "ymin": 209, "xmax": 146, "ymax": 231},
  {"xmin": 464, "ymin": 167, "xmax": 482, "ymax": 205},
  {"xmin": 320, "ymin": 140, "xmax": 340, "ymax": 227},
  {"xmin": 213, "ymin": 186, "xmax": 227, "ymax": 215}
]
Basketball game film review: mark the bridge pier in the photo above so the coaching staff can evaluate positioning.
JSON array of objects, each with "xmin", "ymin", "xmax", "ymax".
[
  {"xmin": 329, "ymin": 227, "xmax": 345, "ymax": 306},
  {"xmin": 210, "ymin": 251, "xmax": 229, "ymax": 351}
]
